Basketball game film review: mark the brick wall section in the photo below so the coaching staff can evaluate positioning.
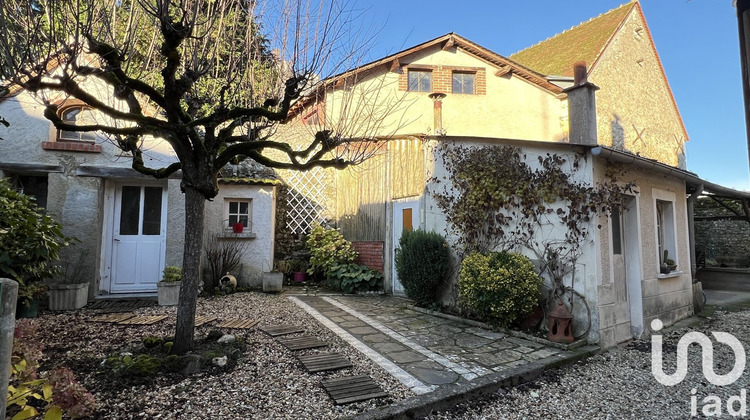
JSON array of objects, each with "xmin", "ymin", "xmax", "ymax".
[
  {"xmin": 42, "ymin": 141, "xmax": 101, "ymax": 153},
  {"xmin": 397, "ymin": 65, "xmax": 486, "ymax": 95},
  {"xmin": 352, "ymin": 241, "xmax": 384, "ymax": 273}
]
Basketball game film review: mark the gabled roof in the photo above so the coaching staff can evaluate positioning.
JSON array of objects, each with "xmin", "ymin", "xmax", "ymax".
[
  {"xmin": 290, "ymin": 32, "xmax": 565, "ymax": 115},
  {"xmin": 509, "ymin": 2, "xmax": 636, "ymax": 76},
  {"xmin": 510, "ymin": 1, "xmax": 688, "ymax": 142}
]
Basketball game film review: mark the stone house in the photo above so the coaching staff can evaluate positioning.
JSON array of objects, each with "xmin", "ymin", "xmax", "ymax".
[
  {"xmin": 0, "ymin": 75, "xmax": 280, "ymax": 297},
  {"xmin": 279, "ymin": 1, "xmax": 700, "ymax": 347}
]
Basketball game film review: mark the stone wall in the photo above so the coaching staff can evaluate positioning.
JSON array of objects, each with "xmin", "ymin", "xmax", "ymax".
[{"xmin": 694, "ymin": 197, "xmax": 750, "ymax": 267}]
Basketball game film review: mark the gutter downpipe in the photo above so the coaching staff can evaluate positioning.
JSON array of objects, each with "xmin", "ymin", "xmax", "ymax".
[{"xmin": 687, "ymin": 184, "xmax": 704, "ymax": 284}]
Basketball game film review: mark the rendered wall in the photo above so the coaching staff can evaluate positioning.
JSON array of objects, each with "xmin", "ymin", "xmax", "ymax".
[
  {"xmin": 594, "ymin": 160, "xmax": 692, "ymax": 347},
  {"xmin": 203, "ymin": 184, "xmax": 276, "ymax": 288},
  {"xmin": 422, "ymin": 138, "xmax": 600, "ymax": 341}
]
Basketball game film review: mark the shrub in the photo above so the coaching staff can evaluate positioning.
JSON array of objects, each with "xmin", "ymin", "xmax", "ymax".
[
  {"xmin": 0, "ymin": 179, "xmax": 74, "ymax": 283},
  {"xmin": 394, "ymin": 230, "xmax": 450, "ymax": 307},
  {"xmin": 204, "ymin": 231, "xmax": 248, "ymax": 291},
  {"xmin": 327, "ymin": 263, "xmax": 382, "ymax": 294},
  {"xmin": 458, "ymin": 251, "xmax": 542, "ymax": 328},
  {"xmin": 161, "ymin": 266, "xmax": 182, "ymax": 282},
  {"xmin": 306, "ymin": 224, "xmax": 357, "ymax": 277}
]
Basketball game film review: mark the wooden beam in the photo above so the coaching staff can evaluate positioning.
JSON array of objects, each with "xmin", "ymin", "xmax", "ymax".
[
  {"xmin": 694, "ymin": 215, "xmax": 749, "ymax": 221},
  {"xmin": 389, "ymin": 58, "xmax": 400, "ymax": 72},
  {"xmin": 709, "ymin": 195, "xmax": 742, "ymax": 217},
  {"xmin": 495, "ymin": 66, "xmax": 512, "ymax": 77},
  {"xmin": 442, "ymin": 37, "xmax": 455, "ymax": 51}
]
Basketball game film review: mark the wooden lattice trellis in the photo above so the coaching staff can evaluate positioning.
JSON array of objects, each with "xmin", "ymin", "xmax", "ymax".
[{"xmin": 285, "ymin": 168, "xmax": 328, "ymax": 234}]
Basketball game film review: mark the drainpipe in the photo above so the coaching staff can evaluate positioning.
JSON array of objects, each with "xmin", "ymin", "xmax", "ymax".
[
  {"xmin": 687, "ymin": 184, "xmax": 704, "ymax": 283},
  {"xmin": 428, "ymin": 92, "xmax": 447, "ymax": 136},
  {"xmin": 736, "ymin": 0, "xmax": 750, "ymax": 166},
  {"xmin": 563, "ymin": 62, "xmax": 600, "ymax": 145}
]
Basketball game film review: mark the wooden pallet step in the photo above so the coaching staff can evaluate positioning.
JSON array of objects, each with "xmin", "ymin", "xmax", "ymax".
[
  {"xmin": 117, "ymin": 315, "xmax": 168, "ymax": 325},
  {"xmin": 277, "ymin": 336, "xmax": 328, "ymax": 351},
  {"xmin": 89, "ymin": 313, "xmax": 135, "ymax": 323},
  {"xmin": 322, "ymin": 375, "xmax": 387, "ymax": 405},
  {"xmin": 261, "ymin": 325, "xmax": 305, "ymax": 337},
  {"xmin": 215, "ymin": 319, "xmax": 259, "ymax": 329},
  {"xmin": 194, "ymin": 316, "xmax": 218, "ymax": 327},
  {"xmin": 297, "ymin": 353, "xmax": 352, "ymax": 373}
]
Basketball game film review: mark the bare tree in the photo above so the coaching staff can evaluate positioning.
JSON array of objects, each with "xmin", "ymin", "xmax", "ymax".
[{"xmin": 0, "ymin": 0, "xmax": 401, "ymax": 354}]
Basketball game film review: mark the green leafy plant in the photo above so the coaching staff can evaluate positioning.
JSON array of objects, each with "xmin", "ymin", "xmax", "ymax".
[
  {"xmin": 161, "ymin": 266, "xmax": 182, "ymax": 283},
  {"xmin": 7, "ymin": 320, "xmax": 95, "ymax": 419},
  {"xmin": 0, "ymin": 179, "xmax": 75, "ymax": 284},
  {"xmin": 327, "ymin": 263, "xmax": 382, "ymax": 294},
  {"xmin": 432, "ymin": 144, "xmax": 636, "ymax": 326},
  {"xmin": 306, "ymin": 224, "xmax": 358, "ymax": 277},
  {"xmin": 394, "ymin": 229, "xmax": 450, "ymax": 307},
  {"xmin": 17, "ymin": 282, "xmax": 48, "ymax": 308},
  {"xmin": 458, "ymin": 251, "xmax": 543, "ymax": 328}
]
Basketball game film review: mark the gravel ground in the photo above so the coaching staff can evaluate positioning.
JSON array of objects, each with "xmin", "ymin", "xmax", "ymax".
[
  {"xmin": 27, "ymin": 292, "xmax": 413, "ymax": 419},
  {"xmin": 428, "ymin": 309, "xmax": 750, "ymax": 419}
]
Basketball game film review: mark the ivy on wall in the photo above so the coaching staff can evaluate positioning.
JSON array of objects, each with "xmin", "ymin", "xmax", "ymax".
[{"xmin": 431, "ymin": 143, "xmax": 636, "ymax": 300}]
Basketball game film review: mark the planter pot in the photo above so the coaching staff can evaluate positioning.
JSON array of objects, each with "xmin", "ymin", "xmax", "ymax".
[
  {"xmin": 158, "ymin": 281, "xmax": 181, "ymax": 306},
  {"xmin": 16, "ymin": 299, "xmax": 39, "ymax": 318},
  {"xmin": 293, "ymin": 271, "xmax": 307, "ymax": 283},
  {"xmin": 48, "ymin": 282, "xmax": 89, "ymax": 311},
  {"xmin": 262, "ymin": 272, "xmax": 283, "ymax": 293}
]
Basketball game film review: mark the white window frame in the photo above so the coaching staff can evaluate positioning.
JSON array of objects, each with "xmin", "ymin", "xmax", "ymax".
[
  {"xmin": 652, "ymin": 189, "xmax": 677, "ymax": 272},
  {"xmin": 58, "ymin": 105, "xmax": 97, "ymax": 142},
  {"xmin": 225, "ymin": 198, "xmax": 252, "ymax": 232}
]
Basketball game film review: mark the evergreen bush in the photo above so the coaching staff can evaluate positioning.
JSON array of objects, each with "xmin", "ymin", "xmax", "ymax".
[
  {"xmin": 459, "ymin": 251, "xmax": 542, "ymax": 328},
  {"xmin": 394, "ymin": 230, "xmax": 450, "ymax": 307}
]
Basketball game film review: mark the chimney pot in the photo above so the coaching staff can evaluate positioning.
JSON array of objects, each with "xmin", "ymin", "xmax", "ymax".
[{"xmin": 573, "ymin": 61, "xmax": 588, "ymax": 85}]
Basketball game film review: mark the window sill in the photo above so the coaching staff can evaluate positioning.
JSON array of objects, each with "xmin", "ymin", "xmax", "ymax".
[
  {"xmin": 658, "ymin": 270, "xmax": 683, "ymax": 279},
  {"xmin": 219, "ymin": 232, "xmax": 256, "ymax": 240},
  {"xmin": 42, "ymin": 141, "xmax": 101, "ymax": 153}
]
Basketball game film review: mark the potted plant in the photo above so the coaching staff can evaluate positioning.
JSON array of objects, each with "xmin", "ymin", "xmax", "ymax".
[
  {"xmin": 48, "ymin": 250, "xmax": 90, "ymax": 310},
  {"xmin": 158, "ymin": 266, "xmax": 182, "ymax": 306},
  {"xmin": 290, "ymin": 260, "xmax": 309, "ymax": 283},
  {"xmin": 17, "ymin": 282, "xmax": 48, "ymax": 318}
]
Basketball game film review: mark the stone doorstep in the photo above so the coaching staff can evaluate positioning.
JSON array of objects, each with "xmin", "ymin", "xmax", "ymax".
[
  {"xmin": 352, "ymin": 345, "xmax": 601, "ymax": 420},
  {"xmin": 409, "ymin": 306, "xmax": 588, "ymax": 351}
]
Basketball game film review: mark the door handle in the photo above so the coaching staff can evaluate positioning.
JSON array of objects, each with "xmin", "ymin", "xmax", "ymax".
[{"xmin": 114, "ymin": 238, "xmax": 120, "ymax": 242}]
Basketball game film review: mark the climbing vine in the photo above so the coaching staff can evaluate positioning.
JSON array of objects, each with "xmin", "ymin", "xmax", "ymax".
[{"xmin": 432, "ymin": 143, "xmax": 636, "ymax": 319}]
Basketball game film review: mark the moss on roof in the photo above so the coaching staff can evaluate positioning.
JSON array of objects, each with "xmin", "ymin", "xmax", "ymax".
[
  {"xmin": 218, "ymin": 177, "xmax": 284, "ymax": 186},
  {"xmin": 509, "ymin": 2, "xmax": 636, "ymax": 76}
]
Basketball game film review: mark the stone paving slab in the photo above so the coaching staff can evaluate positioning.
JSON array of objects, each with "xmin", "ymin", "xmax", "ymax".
[{"xmin": 290, "ymin": 295, "xmax": 568, "ymax": 394}]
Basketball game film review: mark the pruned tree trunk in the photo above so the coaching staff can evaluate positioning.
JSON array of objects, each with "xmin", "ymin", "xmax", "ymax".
[{"xmin": 174, "ymin": 186, "xmax": 205, "ymax": 355}]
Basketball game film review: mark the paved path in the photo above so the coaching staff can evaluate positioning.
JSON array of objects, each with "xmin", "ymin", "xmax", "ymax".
[{"xmin": 289, "ymin": 295, "xmax": 565, "ymax": 395}]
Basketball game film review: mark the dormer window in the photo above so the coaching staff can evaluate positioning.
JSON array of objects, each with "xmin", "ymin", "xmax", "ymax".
[{"xmin": 58, "ymin": 105, "xmax": 96, "ymax": 142}]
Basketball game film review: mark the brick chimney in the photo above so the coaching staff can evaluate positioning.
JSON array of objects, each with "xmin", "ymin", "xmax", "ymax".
[{"xmin": 563, "ymin": 61, "xmax": 599, "ymax": 145}]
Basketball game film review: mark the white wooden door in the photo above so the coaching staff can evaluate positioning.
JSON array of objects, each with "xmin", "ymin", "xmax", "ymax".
[
  {"xmin": 392, "ymin": 198, "xmax": 419, "ymax": 295},
  {"xmin": 111, "ymin": 183, "xmax": 167, "ymax": 293}
]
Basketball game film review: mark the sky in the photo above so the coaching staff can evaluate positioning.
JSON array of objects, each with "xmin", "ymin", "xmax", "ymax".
[{"xmin": 353, "ymin": 0, "xmax": 748, "ymax": 190}]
